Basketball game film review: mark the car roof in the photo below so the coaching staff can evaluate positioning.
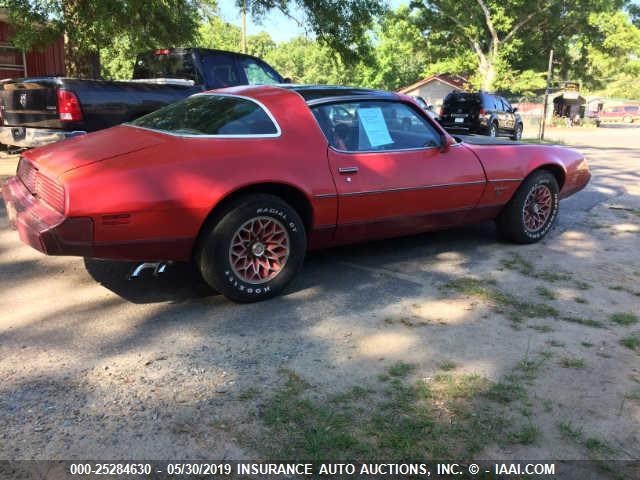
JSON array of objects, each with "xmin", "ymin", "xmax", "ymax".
[{"xmin": 278, "ymin": 84, "xmax": 399, "ymax": 104}]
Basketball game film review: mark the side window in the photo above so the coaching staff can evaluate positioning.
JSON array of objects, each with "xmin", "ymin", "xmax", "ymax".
[
  {"xmin": 239, "ymin": 58, "xmax": 282, "ymax": 85},
  {"xmin": 501, "ymin": 98, "xmax": 513, "ymax": 112},
  {"xmin": 200, "ymin": 54, "xmax": 240, "ymax": 88},
  {"xmin": 312, "ymin": 100, "xmax": 440, "ymax": 152},
  {"xmin": 130, "ymin": 94, "xmax": 278, "ymax": 136}
]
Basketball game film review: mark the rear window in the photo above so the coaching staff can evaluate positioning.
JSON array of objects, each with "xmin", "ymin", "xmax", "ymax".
[
  {"xmin": 443, "ymin": 93, "xmax": 481, "ymax": 112},
  {"xmin": 129, "ymin": 94, "xmax": 279, "ymax": 136},
  {"xmin": 133, "ymin": 50, "xmax": 200, "ymax": 82}
]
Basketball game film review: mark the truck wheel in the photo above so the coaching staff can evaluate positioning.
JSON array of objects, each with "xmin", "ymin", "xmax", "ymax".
[
  {"xmin": 623, "ymin": 115, "xmax": 632, "ymax": 124},
  {"xmin": 197, "ymin": 194, "xmax": 306, "ymax": 302},
  {"xmin": 489, "ymin": 122, "xmax": 498, "ymax": 137},
  {"xmin": 496, "ymin": 170, "xmax": 559, "ymax": 244},
  {"xmin": 511, "ymin": 123, "xmax": 523, "ymax": 141}
]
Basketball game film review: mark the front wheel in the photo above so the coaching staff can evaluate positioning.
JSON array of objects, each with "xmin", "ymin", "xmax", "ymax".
[
  {"xmin": 196, "ymin": 194, "xmax": 307, "ymax": 302},
  {"xmin": 489, "ymin": 122, "xmax": 498, "ymax": 137},
  {"xmin": 623, "ymin": 115, "xmax": 632, "ymax": 124},
  {"xmin": 496, "ymin": 171, "xmax": 559, "ymax": 244}
]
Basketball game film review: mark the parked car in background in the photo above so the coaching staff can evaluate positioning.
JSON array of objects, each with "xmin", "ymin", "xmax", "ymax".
[
  {"xmin": 0, "ymin": 48, "xmax": 285, "ymax": 149},
  {"xmin": 439, "ymin": 91, "xmax": 523, "ymax": 140},
  {"xmin": 412, "ymin": 95, "xmax": 439, "ymax": 120},
  {"xmin": 594, "ymin": 104, "xmax": 640, "ymax": 126},
  {"xmin": 2, "ymin": 85, "xmax": 590, "ymax": 302}
]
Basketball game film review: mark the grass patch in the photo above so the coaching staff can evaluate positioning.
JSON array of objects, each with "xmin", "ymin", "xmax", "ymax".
[
  {"xmin": 536, "ymin": 286, "xmax": 556, "ymax": 300},
  {"xmin": 258, "ymin": 354, "xmax": 549, "ymax": 461},
  {"xmin": 608, "ymin": 285, "xmax": 640, "ymax": 296},
  {"xmin": 500, "ymin": 254, "xmax": 571, "ymax": 283},
  {"xmin": 559, "ymin": 421, "xmax": 584, "ymax": 441},
  {"xmin": 581, "ymin": 341, "xmax": 594, "ymax": 348},
  {"xmin": 443, "ymin": 277, "xmax": 558, "ymax": 321},
  {"xmin": 438, "ymin": 361, "xmax": 457, "ymax": 371},
  {"xmin": 574, "ymin": 297, "xmax": 588, "ymax": 304},
  {"xmin": 610, "ymin": 312, "xmax": 639, "ymax": 326},
  {"xmin": 387, "ymin": 361, "xmax": 415, "ymax": 378},
  {"xmin": 508, "ymin": 423, "xmax": 541, "ymax": 445},
  {"xmin": 559, "ymin": 356, "xmax": 586, "ymax": 369},
  {"xmin": 484, "ymin": 376, "xmax": 527, "ymax": 404},
  {"xmin": 259, "ymin": 365, "xmax": 509, "ymax": 461},
  {"xmin": 238, "ymin": 387, "xmax": 259, "ymax": 401},
  {"xmin": 620, "ymin": 334, "xmax": 640, "ymax": 352},
  {"xmin": 561, "ymin": 315, "xmax": 605, "ymax": 328}
]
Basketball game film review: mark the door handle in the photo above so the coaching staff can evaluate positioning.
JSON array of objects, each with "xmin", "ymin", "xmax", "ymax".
[{"xmin": 339, "ymin": 166, "xmax": 359, "ymax": 174}]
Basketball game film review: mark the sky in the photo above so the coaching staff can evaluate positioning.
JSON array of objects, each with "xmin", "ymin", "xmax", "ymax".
[{"xmin": 217, "ymin": 0, "xmax": 408, "ymax": 43}]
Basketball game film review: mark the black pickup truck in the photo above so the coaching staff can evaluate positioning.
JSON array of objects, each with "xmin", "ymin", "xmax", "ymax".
[{"xmin": 0, "ymin": 48, "xmax": 285, "ymax": 148}]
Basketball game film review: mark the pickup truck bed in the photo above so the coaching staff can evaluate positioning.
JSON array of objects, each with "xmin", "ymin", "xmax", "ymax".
[{"xmin": 0, "ymin": 48, "xmax": 285, "ymax": 148}]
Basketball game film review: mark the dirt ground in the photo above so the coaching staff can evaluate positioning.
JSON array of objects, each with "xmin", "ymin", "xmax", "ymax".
[{"xmin": 0, "ymin": 125, "xmax": 639, "ymax": 470}]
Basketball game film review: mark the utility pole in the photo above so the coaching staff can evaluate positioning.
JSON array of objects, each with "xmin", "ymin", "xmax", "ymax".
[
  {"xmin": 538, "ymin": 49, "xmax": 554, "ymax": 140},
  {"xmin": 241, "ymin": 0, "xmax": 247, "ymax": 54}
]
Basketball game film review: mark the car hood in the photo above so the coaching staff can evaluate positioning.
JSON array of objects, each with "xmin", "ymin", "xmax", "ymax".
[{"xmin": 22, "ymin": 125, "xmax": 166, "ymax": 179}]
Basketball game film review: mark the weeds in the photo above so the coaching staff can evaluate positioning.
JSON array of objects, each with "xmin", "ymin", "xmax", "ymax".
[{"xmin": 610, "ymin": 312, "xmax": 639, "ymax": 326}]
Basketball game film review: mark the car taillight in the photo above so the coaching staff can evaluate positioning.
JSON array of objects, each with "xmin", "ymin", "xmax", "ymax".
[
  {"xmin": 155, "ymin": 49, "xmax": 171, "ymax": 55},
  {"xmin": 17, "ymin": 157, "xmax": 66, "ymax": 213},
  {"xmin": 479, "ymin": 108, "xmax": 486, "ymax": 115},
  {"xmin": 439, "ymin": 107, "xmax": 445, "ymax": 117},
  {"xmin": 57, "ymin": 89, "xmax": 83, "ymax": 122}
]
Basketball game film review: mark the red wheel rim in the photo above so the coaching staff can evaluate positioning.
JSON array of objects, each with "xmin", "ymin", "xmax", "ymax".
[
  {"xmin": 523, "ymin": 184, "xmax": 553, "ymax": 232},
  {"xmin": 229, "ymin": 216, "xmax": 290, "ymax": 284}
]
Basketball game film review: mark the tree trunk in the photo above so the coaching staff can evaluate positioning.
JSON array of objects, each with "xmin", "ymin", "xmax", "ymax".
[
  {"xmin": 479, "ymin": 55, "xmax": 496, "ymax": 91},
  {"xmin": 64, "ymin": 35, "xmax": 100, "ymax": 78},
  {"xmin": 62, "ymin": 0, "xmax": 100, "ymax": 78}
]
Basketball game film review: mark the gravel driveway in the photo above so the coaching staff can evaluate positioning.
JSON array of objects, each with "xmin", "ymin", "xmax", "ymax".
[{"xmin": 1, "ymin": 126, "xmax": 639, "ymax": 467}]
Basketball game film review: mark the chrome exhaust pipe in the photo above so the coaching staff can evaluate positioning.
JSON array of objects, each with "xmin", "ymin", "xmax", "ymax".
[{"xmin": 129, "ymin": 261, "xmax": 171, "ymax": 279}]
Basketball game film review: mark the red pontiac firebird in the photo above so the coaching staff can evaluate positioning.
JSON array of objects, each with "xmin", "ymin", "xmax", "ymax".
[{"xmin": 2, "ymin": 85, "xmax": 590, "ymax": 302}]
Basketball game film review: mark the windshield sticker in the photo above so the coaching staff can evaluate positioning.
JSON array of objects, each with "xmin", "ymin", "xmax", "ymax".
[{"xmin": 357, "ymin": 108, "xmax": 393, "ymax": 147}]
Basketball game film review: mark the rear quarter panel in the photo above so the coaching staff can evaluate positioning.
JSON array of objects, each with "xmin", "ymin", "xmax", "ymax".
[{"xmin": 465, "ymin": 143, "xmax": 588, "ymax": 206}]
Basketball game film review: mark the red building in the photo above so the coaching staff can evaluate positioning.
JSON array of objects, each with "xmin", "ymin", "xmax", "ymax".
[{"xmin": 0, "ymin": 8, "xmax": 65, "ymax": 80}]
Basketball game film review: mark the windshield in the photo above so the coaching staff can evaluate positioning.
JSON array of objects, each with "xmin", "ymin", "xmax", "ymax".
[{"xmin": 129, "ymin": 94, "xmax": 278, "ymax": 136}]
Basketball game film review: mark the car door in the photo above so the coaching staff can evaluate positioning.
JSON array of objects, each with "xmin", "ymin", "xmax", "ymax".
[{"xmin": 311, "ymin": 99, "xmax": 487, "ymax": 242}]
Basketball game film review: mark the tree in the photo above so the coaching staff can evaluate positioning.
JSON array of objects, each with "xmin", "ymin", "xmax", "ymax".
[
  {"xmin": 232, "ymin": 0, "xmax": 385, "ymax": 64},
  {"xmin": 3, "ymin": 0, "xmax": 213, "ymax": 78},
  {"xmin": 411, "ymin": 0, "xmax": 627, "ymax": 90}
]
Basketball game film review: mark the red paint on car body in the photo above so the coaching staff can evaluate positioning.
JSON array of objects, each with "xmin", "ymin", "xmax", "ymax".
[{"xmin": 2, "ymin": 85, "xmax": 590, "ymax": 263}]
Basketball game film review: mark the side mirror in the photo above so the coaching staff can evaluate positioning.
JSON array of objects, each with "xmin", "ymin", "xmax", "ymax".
[{"xmin": 512, "ymin": 107, "xmax": 518, "ymax": 113}]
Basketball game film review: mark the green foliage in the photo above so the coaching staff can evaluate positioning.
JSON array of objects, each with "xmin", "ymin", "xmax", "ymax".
[{"xmin": 4, "ymin": 0, "xmax": 214, "ymax": 77}]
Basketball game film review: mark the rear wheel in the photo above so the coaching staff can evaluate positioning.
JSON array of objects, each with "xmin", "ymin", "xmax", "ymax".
[
  {"xmin": 496, "ymin": 170, "xmax": 559, "ymax": 244},
  {"xmin": 489, "ymin": 122, "xmax": 498, "ymax": 137},
  {"xmin": 623, "ymin": 115, "xmax": 632, "ymax": 124},
  {"xmin": 511, "ymin": 123, "xmax": 523, "ymax": 141},
  {"xmin": 196, "ymin": 194, "xmax": 307, "ymax": 302}
]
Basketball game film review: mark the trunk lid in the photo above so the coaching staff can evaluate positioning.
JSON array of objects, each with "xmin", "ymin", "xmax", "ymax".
[{"xmin": 22, "ymin": 125, "xmax": 166, "ymax": 178}]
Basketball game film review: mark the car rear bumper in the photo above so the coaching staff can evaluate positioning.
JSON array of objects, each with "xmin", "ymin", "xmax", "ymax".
[
  {"xmin": 0, "ymin": 126, "xmax": 86, "ymax": 148},
  {"xmin": 2, "ymin": 176, "xmax": 93, "ymax": 255}
]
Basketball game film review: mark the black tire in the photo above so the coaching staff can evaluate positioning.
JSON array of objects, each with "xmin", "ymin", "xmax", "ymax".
[
  {"xmin": 496, "ymin": 170, "xmax": 559, "ymax": 244},
  {"xmin": 196, "ymin": 194, "xmax": 306, "ymax": 302},
  {"xmin": 489, "ymin": 122, "xmax": 498, "ymax": 137},
  {"xmin": 511, "ymin": 123, "xmax": 523, "ymax": 141}
]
